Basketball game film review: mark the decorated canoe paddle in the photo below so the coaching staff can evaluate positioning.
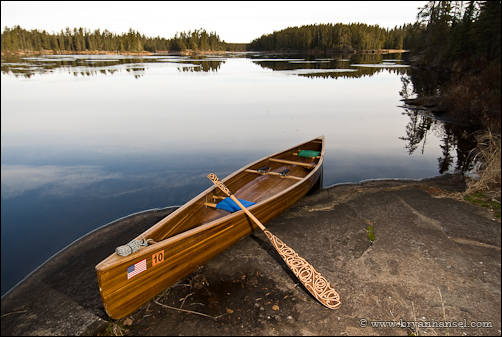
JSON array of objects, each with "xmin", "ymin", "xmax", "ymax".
[{"xmin": 207, "ymin": 173, "xmax": 341, "ymax": 310}]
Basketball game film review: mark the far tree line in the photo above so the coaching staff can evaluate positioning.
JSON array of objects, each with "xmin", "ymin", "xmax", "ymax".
[
  {"xmin": 1, "ymin": 23, "xmax": 410, "ymax": 54},
  {"xmin": 248, "ymin": 23, "xmax": 408, "ymax": 52},
  {"xmin": 1, "ymin": 1, "xmax": 499, "ymax": 62},
  {"xmin": 0, "ymin": 26, "xmax": 230, "ymax": 53}
]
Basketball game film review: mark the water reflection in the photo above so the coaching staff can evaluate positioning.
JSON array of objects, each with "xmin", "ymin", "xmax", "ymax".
[
  {"xmin": 0, "ymin": 54, "xmax": 226, "ymax": 78},
  {"xmin": 399, "ymin": 108, "xmax": 477, "ymax": 173},
  {"xmin": 250, "ymin": 53, "xmax": 409, "ymax": 79},
  {"xmin": 1, "ymin": 52, "xmax": 478, "ymax": 296},
  {"xmin": 1, "ymin": 164, "xmax": 122, "ymax": 199},
  {"xmin": 176, "ymin": 60, "xmax": 224, "ymax": 72},
  {"xmin": 399, "ymin": 74, "xmax": 478, "ymax": 174},
  {"xmin": 298, "ymin": 66, "xmax": 408, "ymax": 79},
  {"xmin": 401, "ymin": 61, "xmax": 450, "ymax": 97},
  {"xmin": 1, "ymin": 53, "xmax": 408, "ymax": 79}
]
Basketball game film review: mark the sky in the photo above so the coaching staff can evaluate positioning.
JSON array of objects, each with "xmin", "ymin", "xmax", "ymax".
[{"xmin": 1, "ymin": 1, "xmax": 427, "ymax": 43}]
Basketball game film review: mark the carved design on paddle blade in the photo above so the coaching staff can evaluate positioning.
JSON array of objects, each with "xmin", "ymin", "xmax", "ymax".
[
  {"xmin": 207, "ymin": 173, "xmax": 231, "ymax": 196},
  {"xmin": 263, "ymin": 230, "xmax": 341, "ymax": 309}
]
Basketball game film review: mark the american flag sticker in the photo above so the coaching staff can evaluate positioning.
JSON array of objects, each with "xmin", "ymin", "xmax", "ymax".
[{"xmin": 127, "ymin": 259, "xmax": 147, "ymax": 279}]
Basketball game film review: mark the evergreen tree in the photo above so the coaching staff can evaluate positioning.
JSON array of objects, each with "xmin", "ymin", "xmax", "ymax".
[{"xmin": 248, "ymin": 23, "xmax": 408, "ymax": 52}]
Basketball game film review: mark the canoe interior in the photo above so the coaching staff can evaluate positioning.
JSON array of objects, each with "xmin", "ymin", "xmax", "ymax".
[
  {"xmin": 145, "ymin": 138, "xmax": 323, "ymax": 242},
  {"xmin": 95, "ymin": 136, "xmax": 324, "ymax": 319}
]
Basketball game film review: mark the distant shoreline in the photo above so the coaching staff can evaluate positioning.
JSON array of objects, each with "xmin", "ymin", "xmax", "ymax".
[
  {"xmin": 1, "ymin": 48, "xmax": 408, "ymax": 58},
  {"xmin": 0, "ymin": 49, "xmax": 232, "ymax": 57},
  {"xmin": 254, "ymin": 48, "xmax": 409, "ymax": 55}
]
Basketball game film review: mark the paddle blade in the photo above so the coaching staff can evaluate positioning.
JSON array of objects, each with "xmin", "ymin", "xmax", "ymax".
[
  {"xmin": 207, "ymin": 173, "xmax": 231, "ymax": 196},
  {"xmin": 263, "ymin": 230, "xmax": 341, "ymax": 310}
]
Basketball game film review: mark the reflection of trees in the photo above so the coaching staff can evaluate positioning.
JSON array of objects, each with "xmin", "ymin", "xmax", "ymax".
[
  {"xmin": 252, "ymin": 53, "xmax": 408, "ymax": 79},
  {"xmin": 0, "ymin": 56, "xmax": 224, "ymax": 78},
  {"xmin": 438, "ymin": 123, "xmax": 477, "ymax": 174},
  {"xmin": 2, "ymin": 66, "xmax": 126, "ymax": 78},
  {"xmin": 253, "ymin": 60, "xmax": 408, "ymax": 79},
  {"xmin": 298, "ymin": 71, "xmax": 358, "ymax": 79},
  {"xmin": 399, "ymin": 108, "xmax": 435, "ymax": 155},
  {"xmin": 400, "ymin": 107, "xmax": 478, "ymax": 173},
  {"xmin": 0, "ymin": 66, "xmax": 38, "ymax": 78},
  {"xmin": 298, "ymin": 66, "xmax": 408, "ymax": 79},
  {"xmin": 401, "ymin": 65, "xmax": 450, "ymax": 97},
  {"xmin": 399, "ymin": 101, "xmax": 478, "ymax": 174},
  {"xmin": 176, "ymin": 60, "xmax": 224, "ymax": 72},
  {"xmin": 125, "ymin": 67, "xmax": 145, "ymax": 79},
  {"xmin": 399, "ymin": 63, "xmax": 482, "ymax": 175}
]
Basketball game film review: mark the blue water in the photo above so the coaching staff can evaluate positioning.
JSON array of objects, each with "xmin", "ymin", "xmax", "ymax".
[{"xmin": 1, "ymin": 53, "xmax": 454, "ymax": 294}]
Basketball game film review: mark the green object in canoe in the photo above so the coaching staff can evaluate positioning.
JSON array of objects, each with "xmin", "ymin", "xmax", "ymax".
[{"xmin": 298, "ymin": 150, "xmax": 321, "ymax": 158}]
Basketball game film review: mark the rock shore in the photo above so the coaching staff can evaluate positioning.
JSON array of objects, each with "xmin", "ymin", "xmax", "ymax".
[{"xmin": 1, "ymin": 174, "xmax": 500, "ymax": 336}]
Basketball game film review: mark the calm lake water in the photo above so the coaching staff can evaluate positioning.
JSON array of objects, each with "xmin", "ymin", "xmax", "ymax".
[{"xmin": 1, "ymin": 52, "xmax": 474, "ymax": 295}]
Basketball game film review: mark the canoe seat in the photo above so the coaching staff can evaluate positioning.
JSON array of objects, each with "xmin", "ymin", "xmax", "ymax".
[{"xmin": 215, "ymin": 197, "xmax": 256, "ymax": 213}]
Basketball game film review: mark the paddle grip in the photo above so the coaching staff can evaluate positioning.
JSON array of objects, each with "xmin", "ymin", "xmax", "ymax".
[{"xmin": 207, "ymin": 173, "xmax": 231, "ymax": 196}]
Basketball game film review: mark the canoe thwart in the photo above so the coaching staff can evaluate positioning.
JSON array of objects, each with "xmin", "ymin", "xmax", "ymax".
[
  {"xmin": 245, "ymin": 169, "xmax": 303, "ymax": 180},
  {"xmin": 269, "ymin": 158, "xmax": 316, "ymax": 168}
]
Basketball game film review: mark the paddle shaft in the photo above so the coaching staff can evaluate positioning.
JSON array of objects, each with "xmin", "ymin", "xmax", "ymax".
[
  {"xmin": 228, "ymin": 195, "xmax": 266, "ymax": 231},
  {"xmin": 207, "ymin": 173, "xmax": 341, "ymax": 310}
]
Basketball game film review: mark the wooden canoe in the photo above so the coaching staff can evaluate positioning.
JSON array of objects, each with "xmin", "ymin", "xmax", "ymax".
[{"xmin": 96, "ymin": 136, "xmax": 325, "ymax": 319}]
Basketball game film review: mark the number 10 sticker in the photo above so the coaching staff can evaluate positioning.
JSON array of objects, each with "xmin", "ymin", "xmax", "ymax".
[{"xmin": 152, "ymin": 250, "xmax": 165, "ymax": 266}]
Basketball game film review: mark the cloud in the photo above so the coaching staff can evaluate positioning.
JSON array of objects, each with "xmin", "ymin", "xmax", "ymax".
[{"xmin": 1, "ymin": 164, "xmax": 122, "ymax": 199}]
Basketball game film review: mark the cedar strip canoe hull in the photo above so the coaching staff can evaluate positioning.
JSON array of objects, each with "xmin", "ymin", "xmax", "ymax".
[{"xmin": 96, "ymin": 136, "xmax": 324, "ymax": 319}]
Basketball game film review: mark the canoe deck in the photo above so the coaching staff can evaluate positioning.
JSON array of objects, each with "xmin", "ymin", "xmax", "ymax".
[{"xmin": 96, "ymin": 136, "xmax": 325, "ymax": 319}]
